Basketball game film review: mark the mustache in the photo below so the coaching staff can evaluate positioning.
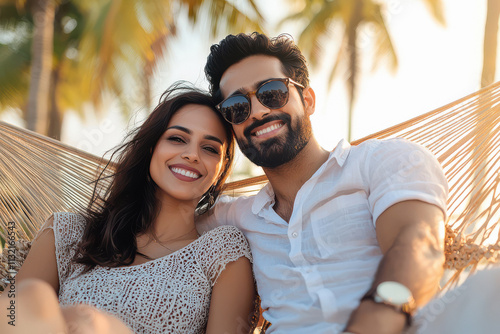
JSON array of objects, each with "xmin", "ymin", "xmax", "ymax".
[{"xmin": 243, "ymin": 113, "xmax": 291, "ymax": 138}]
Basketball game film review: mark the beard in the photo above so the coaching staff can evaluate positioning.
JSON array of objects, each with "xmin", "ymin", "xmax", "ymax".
[{"xmin": 237, "ymin": 112, "xmax": 312, "ymax": 168}]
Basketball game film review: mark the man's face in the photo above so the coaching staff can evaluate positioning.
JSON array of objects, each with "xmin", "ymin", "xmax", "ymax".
[{"xmin": 219, "ymin": 55, "xmax": 314, "ymax": 168}]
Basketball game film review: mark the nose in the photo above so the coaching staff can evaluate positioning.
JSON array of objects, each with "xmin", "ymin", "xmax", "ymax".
[
  {"xmin": 181, "ymin": 145, "xmax": 199, "ymax": 163},
  {"xmin": 249, "ymin": 93, "xmax": 270, "ymax": 121}
]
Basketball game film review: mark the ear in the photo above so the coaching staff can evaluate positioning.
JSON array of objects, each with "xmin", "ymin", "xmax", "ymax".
[{"xmin": 303, "ymin": 86, "xmax": 316, "ymax": 116}]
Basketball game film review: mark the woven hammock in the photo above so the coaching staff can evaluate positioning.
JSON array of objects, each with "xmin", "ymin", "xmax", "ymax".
[{"xmin": 1, "ymin": 81, "xmax": 500, "ymax": 288}]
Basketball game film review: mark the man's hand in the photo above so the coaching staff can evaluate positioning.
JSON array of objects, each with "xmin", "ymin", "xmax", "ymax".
[{"xmin": 344, "ymin": 300, "xmax": 406, "ymax": 334}]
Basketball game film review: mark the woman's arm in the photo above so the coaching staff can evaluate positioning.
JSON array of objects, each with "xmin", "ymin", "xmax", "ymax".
[
  {"xmin": 16, "ymin": 215, "xmax": 59, "ymax": 293},
  {"xmin": 205, "ymin": 256, "xmax": 256, "ymax": 334},
  {"xmin": 0, "ymin": 279, "xmax": 133, "ymax": 334}
]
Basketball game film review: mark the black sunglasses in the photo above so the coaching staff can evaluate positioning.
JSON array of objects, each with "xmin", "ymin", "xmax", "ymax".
[{"xmin": 216, "ymin": 78, "xmax": 305, "ymax": 125}]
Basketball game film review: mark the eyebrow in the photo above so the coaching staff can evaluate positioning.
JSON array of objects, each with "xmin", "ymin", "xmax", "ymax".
[
  {"xmin": 166, "ymin": 125, "xmax": 224, "ymax": 145},
  {"xmin": 228, "ymin": 77, "xmax": 281, "ymax": 98}
]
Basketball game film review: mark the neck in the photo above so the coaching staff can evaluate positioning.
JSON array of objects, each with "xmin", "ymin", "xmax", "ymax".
[
  {"xmin": 263, "ymin": 137, "xmax": 329, "ymax": 210},
  {"xmin": 150, "ymin": 197, "xmax": 198, "ymax": 241}
]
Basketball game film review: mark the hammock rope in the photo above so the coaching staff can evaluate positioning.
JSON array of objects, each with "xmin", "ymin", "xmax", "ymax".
[{"xmin": 1, "ymin": 81, "xmax": 500, "ymax": 286}]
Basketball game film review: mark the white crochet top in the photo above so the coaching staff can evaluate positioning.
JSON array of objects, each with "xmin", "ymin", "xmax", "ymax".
[{"xmin": 48, "ymin": 212, "xmax": 252, "ymax": 334}]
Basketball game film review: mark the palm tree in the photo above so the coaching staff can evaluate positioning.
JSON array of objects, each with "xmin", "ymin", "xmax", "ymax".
[
  {"xmin": 0, "ymin": 0, "xmax": 263, "ymax": 139},
  {"xmin": 282, "ymin": 0, "xmax": 445, "ymax": 141}
]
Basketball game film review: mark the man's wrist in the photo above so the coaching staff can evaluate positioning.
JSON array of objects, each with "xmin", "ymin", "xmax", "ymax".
[
  {"xmin": 360, "ymin": 298, "xmax": 408, "ymax": 321},
  {"xmin": 345, "ymin": 299, "xmax": 407, "ymax": 334},
  {"xmin": 361, "ymin": 281, "xmax": 416, "ymax": 327}
]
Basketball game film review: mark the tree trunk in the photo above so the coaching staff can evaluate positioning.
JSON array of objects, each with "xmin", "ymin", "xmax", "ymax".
[
  {"xmin": 481, "ymin": 0, "xmax": 500, "ymax": 87},
  {"xmin": 47, "ymin": 67, "xmax": 62, "ymax": 140},
  {"xmin": 25, "ymin": 0, "xmax": 56, "ymax": 135},
  {"xmin": 346, "ymin": 0, "xmax": 362, "ymax": 141}
]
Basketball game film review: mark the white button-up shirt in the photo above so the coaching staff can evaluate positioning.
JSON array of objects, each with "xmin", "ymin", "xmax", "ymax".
[{"xmin": 197, "ymin": 138, "xmax": 448, "ymax": 334}]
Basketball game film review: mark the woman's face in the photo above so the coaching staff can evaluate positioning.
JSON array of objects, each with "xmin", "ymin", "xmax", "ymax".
[{"xmin": 149, "ymin": 104, "xmax": 228, "ymax": 204}]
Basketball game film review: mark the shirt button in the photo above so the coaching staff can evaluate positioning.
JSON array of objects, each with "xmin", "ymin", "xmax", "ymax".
[{"xmin": 292, "ymin": 232, "xmax": 298, "ymax": 238}]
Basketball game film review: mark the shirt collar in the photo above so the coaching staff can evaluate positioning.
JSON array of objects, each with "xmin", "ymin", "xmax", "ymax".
[
  {"xmin": 252, "ymin": 182, "xmax": 274, "ymax": 214},
  {"xmin": 250, "ymin": 139, "xmax": 352, "ymax": 214},
  {"xmin": 331, "ymin": 139, "xmax": 351, "ymax": 167}
]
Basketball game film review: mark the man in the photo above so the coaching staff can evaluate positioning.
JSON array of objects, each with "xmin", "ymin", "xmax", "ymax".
[{"xmin": 197, "ymin": 32, "xmax": 497, "ymax": 333}]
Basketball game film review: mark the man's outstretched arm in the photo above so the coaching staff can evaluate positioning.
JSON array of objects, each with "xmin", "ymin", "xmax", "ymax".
[{"xmin": 345, "ymin": 199, "xmax": 446, "ymax": 334}]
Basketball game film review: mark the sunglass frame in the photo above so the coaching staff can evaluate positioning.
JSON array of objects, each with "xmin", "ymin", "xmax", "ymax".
[{"xmin": 216, "ymin": 78, "xmax": 305, "ymax": 125}]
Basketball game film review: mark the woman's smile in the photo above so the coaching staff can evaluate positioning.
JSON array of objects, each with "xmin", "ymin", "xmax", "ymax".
[{"xmin": 169, "ymin": 164, "xmax": 202, "ymax": 181}]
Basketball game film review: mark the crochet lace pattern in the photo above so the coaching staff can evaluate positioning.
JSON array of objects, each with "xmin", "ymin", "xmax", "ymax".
[{"xmin": 48, "ymin": 212, "xmax": 253, "ymax": 333}]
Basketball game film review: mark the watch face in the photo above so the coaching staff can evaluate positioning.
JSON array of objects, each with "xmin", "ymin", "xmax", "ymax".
[{"xmin": 376, "ymin": 281, "xmax": 412, "ymax": 306}]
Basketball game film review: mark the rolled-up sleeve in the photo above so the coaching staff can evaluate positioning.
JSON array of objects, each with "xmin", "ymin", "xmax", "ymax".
[{"xmin": 366, "ymin": 138, "xmax": 449, "ymax": 225}]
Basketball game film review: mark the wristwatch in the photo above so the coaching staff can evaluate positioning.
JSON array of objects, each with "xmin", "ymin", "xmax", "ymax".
[{"xmin": 361, "ymin": 281, "xmax": 416, "ymax": 326}]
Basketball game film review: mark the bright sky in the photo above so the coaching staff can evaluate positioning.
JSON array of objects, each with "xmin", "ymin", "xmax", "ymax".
[{"xmin": 0, "ymin": 0, "xmax": 492, "ymax": 176}]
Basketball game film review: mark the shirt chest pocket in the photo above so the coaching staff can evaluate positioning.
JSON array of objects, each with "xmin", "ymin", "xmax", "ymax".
[{"xmin": 310, "ymin": 191, "xmax": 377, "ymax": 259}]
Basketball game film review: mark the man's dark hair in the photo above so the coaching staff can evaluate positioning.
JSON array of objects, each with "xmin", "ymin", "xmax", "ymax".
[{"xmin": 205, "ymin": 32, "xmax": 310, "ymax": 102}]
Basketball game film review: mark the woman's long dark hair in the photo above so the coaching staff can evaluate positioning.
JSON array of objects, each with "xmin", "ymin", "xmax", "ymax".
[{"xmin": 74, "ymin": 83, "xmax": 235, "ymax": 271}]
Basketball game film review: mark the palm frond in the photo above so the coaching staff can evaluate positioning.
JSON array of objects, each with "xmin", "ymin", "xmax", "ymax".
[
  {"xmin": 278, "ymin": 0, "xmax": 323, "ymax": 30},
  {"xmin": 297, "ymin": 0, "xmax": 341, "ymax": 67},
  {"xmin": 365, "ymin": 3, "xmax": 398, "ymax": 73},
  {"xmin": 69, "ymin": 0, "xmax": 172, "ymax": 113},
  {"xmin": 0, "ymin": 3, "xmax": 25, "ymax": 21},
  {"xmin": 0, "ymin": 0, "xmax": 25, "ymax": 12},
  {"xmin": 204, "ymin": 0, "xmax": 264, "ymax": 37},
  {"xmin": 245, "ymin": 0, "xmax": 264, "ymax": 22},
  {"xmin": 0, "ymin": 36, "xmax": 30, "ymax": 110}
]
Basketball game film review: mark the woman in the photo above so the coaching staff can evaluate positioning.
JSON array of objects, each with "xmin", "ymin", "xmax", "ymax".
[{"xmin": 3, "ymin": 84, "xmax": 256, "ymax": 333}]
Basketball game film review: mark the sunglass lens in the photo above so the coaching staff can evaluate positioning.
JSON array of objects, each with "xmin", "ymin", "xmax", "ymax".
[
  {"xmin": 257, "ymin": 80, "xmax": 288, "ymax": 109},
  {"xmin": 220, "ymin": 95, "xmax": 250, "ymax": 124}
]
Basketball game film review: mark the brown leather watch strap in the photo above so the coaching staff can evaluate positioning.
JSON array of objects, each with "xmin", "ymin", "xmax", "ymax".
[{"xmin": 361, "ymin": 289, "xmax": 414, "ymax": 327}]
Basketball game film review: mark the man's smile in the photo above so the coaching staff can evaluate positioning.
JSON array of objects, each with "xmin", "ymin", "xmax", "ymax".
[
  {"xmin": 243, "ymin": 114, "xmax": 289, "ymax": 139},
  {"xmin": 251, "ymin": 121, "xmax": 285, "ymax": 139}
]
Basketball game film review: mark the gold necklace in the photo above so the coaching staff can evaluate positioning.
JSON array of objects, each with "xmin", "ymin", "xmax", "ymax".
[{"xmin": 150, "ymin": 226, "xmax": 198, "ymax": 252}]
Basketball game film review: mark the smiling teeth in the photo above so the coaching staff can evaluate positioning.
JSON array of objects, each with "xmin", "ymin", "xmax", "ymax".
[
  {"xmin": 255, "ymin": 123, "xmax": 283, "ymax": 136},
  {"xmin": 171, "ymin": 167, "xmax": 200, "ymax": 179}
]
